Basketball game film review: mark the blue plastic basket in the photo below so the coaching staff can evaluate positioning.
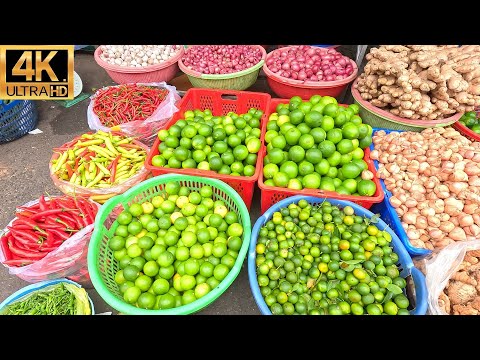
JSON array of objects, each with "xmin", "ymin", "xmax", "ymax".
[
  {"xmin": 0, "ymin": 278, "xmax": 95, "ymax": 314},
  {"xmin": 0, "ymin": 100, "xmax": 38, "ymax": 144},
  {"xmin": 369, "ymin": 128, "xmax": 431, "ymax": 258},
  {"xmin": 248, "ymin": 195, "xmax": 428, "ymax": 315}
]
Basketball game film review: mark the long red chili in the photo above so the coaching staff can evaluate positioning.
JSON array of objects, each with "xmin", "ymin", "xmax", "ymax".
[
  {"xmin": 8, "ymin": 239, "xmax": 46, "ymax": 260},
  {"xmin": 29, "ymin": 208, "xmax": 77, "ymax": 221},
  {"xmin": 93, "ymin": 84, "xmax": 169, "ymax": 126},
  {"xmin": 2, "ymin": 259, "xmax": 35, "ymax": 266},
  {"xmin": 14, "ymin": 217, "xmax": 48, "ymax": 235}
]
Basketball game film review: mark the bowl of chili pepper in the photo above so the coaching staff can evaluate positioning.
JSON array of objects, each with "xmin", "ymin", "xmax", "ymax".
[
  {"xmin": 87, "ymin": 83, "xmax": 178, "ymax": 147},
  {"xmin": 94, "ymin": 46, "xmax": 184, "ymax": 84},
  {"xmin": 49, "ymin": 131, "xmax": 150, "ymax": 204},
  {"xmin": 0, "ymin": 195, "xmax": 99, "ymax": 284}
]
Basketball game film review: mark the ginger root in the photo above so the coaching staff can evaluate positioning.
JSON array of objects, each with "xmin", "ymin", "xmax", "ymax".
[
  {"xmin": 357, "ymin": 45, "xmax": 480, "ymax": 120},
  {"xmin": 439, "ymin": 250, "xmax": 480, "ymax": 314}
]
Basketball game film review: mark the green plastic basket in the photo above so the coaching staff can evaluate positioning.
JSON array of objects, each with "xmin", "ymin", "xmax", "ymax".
[
  {"xmin": 351, "ymin": 78, "xmax": 462, "ymax": 132},
  {"xmin": 87, "ymin": 174, "xmax": 251, "ymax": 315},
  {"xmin": 178, "ymin": 46, "xmax": 266, "ymax": 91}
]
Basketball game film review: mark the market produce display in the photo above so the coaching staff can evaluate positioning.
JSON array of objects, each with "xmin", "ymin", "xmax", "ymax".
[
  {"xmin": 254, "ymin": 199, "xmax": 410, "ymax": 315},
  {"xmin": 151, "ymin": 108, "xmax": 263, "ymax": 176},
  {"xmin": 0, "ymin": 282, "xmax": 91, "ymax": 315},
  {"xmin": 266, "ymin": 46, "xmax": 355, "ymax": 82},
  {"xmin": 262, "ymin": 95, "xmax": 377, "ymax": 196},
  {"xmin": 0, "ymin": 195, "xmax": 98, "ymax": 267},
  {"xmin": 355, "ymin": 45, "xmax": 480, "ymax": 120},
  {"xmin": 108, "ymin": 183, "xmax": 244, "ymax": 310},
  {"xmin": 438, "ymin": 249, "xmax": 480, "ymax": 315},
  {"xmin": 372, "ymin": 127, "xmax": 480, "ymax": 250},
  {"xmin": 458, "ymin": 111, "xmax": 480, "ymax": 134},
  {"xmin": 50, "ymin": 131, "xmax": 147, "ymax": 189},
  {"xmin": 92, "ymin": 84, "xmax": 170, "ymax": 127},
  {"xmin": 98, "ymin": 45, "xmax": 182, "ymax": 67},
  {"xmin": 181, "ymin": 45, "xmax": 263, "ymax": 75}
]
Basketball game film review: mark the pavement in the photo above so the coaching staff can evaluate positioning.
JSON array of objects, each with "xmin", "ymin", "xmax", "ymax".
[{"xmin": 0, "ymin": 46, "xmax": 361, "ymax": 314}]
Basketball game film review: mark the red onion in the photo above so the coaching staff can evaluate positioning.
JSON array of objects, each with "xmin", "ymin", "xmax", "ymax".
[
  {"xmin": 265, "ymin": 45, "xmax": 354, "ymax": 82},
  {"xmin": 182, "ymin": 45, "xmax": 263, "ymax": 74}
]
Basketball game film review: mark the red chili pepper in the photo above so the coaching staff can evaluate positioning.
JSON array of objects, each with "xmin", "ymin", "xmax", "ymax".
[
  {"xmin": 38, "ymin": 244, "xmax": 60, "ymax": 252},
  {"xmin": 65, "ymin": 163, "xmax": 74, "ymax": 178},
  {"xmin": 8, "ymin": 228, "xmax": 44, "ymax": 245},
  {"xmin": 8, "ymin": 239, "xmax": 46, "ymax": 260},
  {"xmin": 29, "ymin": 208, "xmax": 77, "ymax": 221},
  {"xmin": 78, "ymin": 198, "xmax": 96, "ymax": 225},
  {"xmin": 16, "ymin": 210, "xmax": 36, "ymax": 217},
  {"xmin": 39, "ymin": 194, "xmax": 48, "ymax": 211},
  {"xmin": 1, "ymin": 234, "xmax": 13, "ymax": 260},
  {"xmin": 47, "ymin": 228, "xmax": 70, "ymax": 241},
  {"xmin": 2, "ymin": 259, "xmax": 35, "ymax": 267},
  {"xmin": 56, "ymin": 213, "xmax": 79, "ymax": 229},
  {"xmin": 14, "ymin": 217, "xmax": 48, "ymax": 235}
]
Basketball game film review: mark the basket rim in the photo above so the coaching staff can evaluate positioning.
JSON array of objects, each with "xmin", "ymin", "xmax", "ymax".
[
  {"xmin": 262, "ymin": 46, "xmax": 358, "ymax": 88},
  {"xmin": 247, "ymin": 195, "xmax": 428, "ymax": 315},
  {"xmin": 87, "ymin": 174, "xmax": 252, "ymax": 315},
  {"xmin": 452, "ymin": 120, "xmax": 480, "ymax": 141},
  {"xmin": 178, "ymin": 45, "xmax": 266, "ymax": 80},
  {"xmin": 0, "ymin": 278, "xmax": 95, "ymax": 315},
  {"xmin": 351, "ymin": 78, "xmax": 462, "ymax": 126},
  {"xmin": 94, "ymin": 46, "xmax": 184, "ymax": 74}
]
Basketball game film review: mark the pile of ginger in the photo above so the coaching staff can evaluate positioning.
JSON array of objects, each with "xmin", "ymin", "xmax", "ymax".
[
  {"xmin": 439, "ymin": 250, "xmax": 480, "ymax": 315},
  {"xmin": 355, "ymin": 45, "xmax": 480, "ymax": 120}
]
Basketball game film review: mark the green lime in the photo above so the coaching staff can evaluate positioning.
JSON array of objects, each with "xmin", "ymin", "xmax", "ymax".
[
  {"xmin": 302, "ymin": 173, "xmax": 321, "ymax": 189},
  {"xmin": 299, "ymin": 134, "xmax": 315, "ymax": 150},
  {"xmin": 304, "ymin": 111, "xmax": 323, "ymax": 128},
  {"xmin": 273, "ymin": 172, "xmax": 290, "ymax": 188},
  {"xmin": 342, "ymin": 162, "xmax": 363, "ymax": 179},
  {"xmin": 337, "ymin": 139, "xmax": 354, "ymax": 154},
  {"xmin": 271, "ymin": 135, "xmax": 287, "ymax": 150},
  {"xmin": 288, "ymin": 145, "xmax": 306, "ymax": 163},
  {"xmin": 357, "ymin": 179, "xmax": 376, "ymax": 196},
  {"xmin": 310, "ymin": 128, "xmax": 326, "ymax": 143},
  {"xmin": 318, "ymin": 140, "xmax": 336, "ymax": 158},
  {"xmin": 327, "ymin": 128, "xmax": 343, "ymax": 144},
  {"xmin": 342, "ymin": 123, "xmax": 360, "ymax": 140},
  {"xmin": 284, "ymin": 127, "xmax": 302, "ymax": 146},
  {"xmin": 315, "ymin": 159, "xmax": 330, "ymax": 175},
  {"xmin": 321, "ymin": 116, "xmax": 335, "ymax": 132}
]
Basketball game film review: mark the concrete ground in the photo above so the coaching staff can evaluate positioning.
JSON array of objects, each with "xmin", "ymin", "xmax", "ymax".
[{"xmin": 0, "ymin": 46, "xmax": 362, "ymax": 314}]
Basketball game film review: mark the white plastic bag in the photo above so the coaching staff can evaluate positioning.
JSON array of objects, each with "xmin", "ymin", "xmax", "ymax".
[
  {"xmin": 87, "ymin": 82, "xmax": 180, "ymax": 146},
  {"xmin": 0, "ymin": 198, "xmax": 100, "ymax": 285},
  {"xmin": 424, "ymin": 240, "xmax": 480, "ymax": 315}
]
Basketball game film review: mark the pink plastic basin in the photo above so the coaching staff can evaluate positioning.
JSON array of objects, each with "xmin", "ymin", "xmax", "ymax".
[{"xmin": 94, "ymin": 46, "xmax": 184, "ymax": 84}]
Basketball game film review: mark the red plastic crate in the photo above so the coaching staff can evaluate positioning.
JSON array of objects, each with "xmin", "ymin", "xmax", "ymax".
[
  {"xmin": 145, "ymin": 88, "xmax": 272, "ymax": 210},
  {"xmin": 259, "ymin": 98, "xmax": 384, "ymax": 214}
]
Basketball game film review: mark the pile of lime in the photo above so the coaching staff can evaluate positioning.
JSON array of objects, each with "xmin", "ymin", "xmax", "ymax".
[
  {"xmin": 255, "ymin": 199, "xmax": 410, "ymax": 315},
  {"xmin": 152, "ymin": 108, "xmax": 263, "ymax": 177},
  {"xmin": 109, "ymin": 182, "xmax": 244, "ymax": 310},
  {"xmin": 263, "ymin": 95, "xmax": 377, "ymax": 196},
  {"xmin": 459, "ymin": 111, "xmax": 480, "ymax": 134}
]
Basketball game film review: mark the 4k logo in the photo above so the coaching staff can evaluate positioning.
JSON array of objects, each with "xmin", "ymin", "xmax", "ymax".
[{"xmin": 0, "ymin": 45, "xmax": 74, "ymax": 100}]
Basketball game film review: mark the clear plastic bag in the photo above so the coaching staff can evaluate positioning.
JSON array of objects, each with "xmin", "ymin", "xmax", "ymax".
[
  {"xmin": 49, "ymin": 137, "xmax": 150, "ymax": 204},
  {"xmin": 87, "ymin": 82, "xmax": 180, "ymax": 146},
  {"xmin": 423, "ymin": 240, "xmax": 480, "ymax": 315},
  {"xmin": 0, "ymin": 198, "xmax": 100, "ymax": 285}
]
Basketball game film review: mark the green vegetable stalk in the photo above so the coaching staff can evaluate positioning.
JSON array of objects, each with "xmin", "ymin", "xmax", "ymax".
[{"xmin": 0, "ymin": 283, "xmax": 91, "ymax": 315}]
